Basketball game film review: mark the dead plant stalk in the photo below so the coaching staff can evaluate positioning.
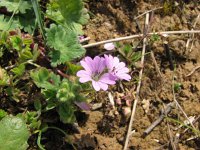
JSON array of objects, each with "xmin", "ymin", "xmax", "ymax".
[
  {"xmin": 123, "ymin": 13, "xmax": 149, "ymax": 150},
  {"xmin": 82, "ymin": 30, "xmax": 200, "ymax": 48},
  {"xmin": 172, "ymin": 73, "xmax": 197, "ymax": 133}
]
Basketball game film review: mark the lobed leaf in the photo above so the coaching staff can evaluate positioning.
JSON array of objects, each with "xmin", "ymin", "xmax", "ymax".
[
  {"xmin": 31, "ymin": 67, "xmax": 61, "ymax": 89},
  {"xmin": 0, "ymin": 116, "xmax": 29, "ymax": 150},
  {"xmin": 57, "ymin": 0, "xmax": 89, "ymax": 25},
  {"xmin": 46, "ymin": 24, "xmax": 85, "ymax": 67},
  {"xmin": 0, "ymin": 15, "xmax": 20, "ymax": 31},
  {"xmin": 0, "ymin": 0, "xmax": 32, "ymax": 14}
]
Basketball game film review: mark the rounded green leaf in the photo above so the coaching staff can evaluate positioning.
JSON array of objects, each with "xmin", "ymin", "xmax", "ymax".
[{"xmin": 0, "ymin": 116, "xmax": 30, "ymax": 150}]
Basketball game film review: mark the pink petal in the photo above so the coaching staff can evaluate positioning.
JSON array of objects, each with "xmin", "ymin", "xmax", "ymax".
[
  {"xmin": 117, "ymin": 73, "xmax": 131, "ymax": 81},
  {"xmin": 115, "ymin": 62, "xmax": 126, "ymax": 70},
  {"xmin": 116, "ymin": 68, "xmax": 129, "ymax": 74},
  {"xmin": 99, "ymin": 73, "xmax": 116, "ymax": 85},
  {"xmin": 98, "ymin": 57, "xmax": 106, "ymax": 73},
  {"xmin": 79, "ymin": 77, "xmax": 91, "ymax": 83},
  {"xmin": 92, "ymin": 81, "xmax": 101, "ymax": 91},
  {"xmin": 84, "ymin": 57, "xmax": 95, "ymax": 71},
  {"xmin": 74, "ymin": 101, "xmax": 91, "ymax": 111},
  {"xmin": 104, "ymin": 55, "xmax": 114, "ymax": 70},
  {"xmin": 77, "ymin": 70, "xmax": 91, "ymax": 77},
  {"xmin": 98, "ymin": 82, "xmax": 108, "ymax": 91},
  {"xmin": 113, "ymin": 57, "xmax": 120, "ymax": 66},
  {"xmin": 104, "ymin": 43, "xmax": 115, "ymax": 51},
  {"xmin": 77, "ymin": 70, "xmax": 92, "ymax": 83},
  {"xmin": 80, "ymin": 60, "xmax": 92, "ymax": 73}
]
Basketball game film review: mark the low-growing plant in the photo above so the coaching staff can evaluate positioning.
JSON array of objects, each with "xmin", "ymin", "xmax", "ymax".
[{"xmin": 31, "ymin": 67, "xmax": 86, "ymax": 123}]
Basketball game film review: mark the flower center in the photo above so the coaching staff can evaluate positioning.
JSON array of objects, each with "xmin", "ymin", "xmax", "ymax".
[
  {"xmin": 92, "ymin": 71, "xmax": 102, "ymax": 81},
  {"xmin": 92, "ymin": 68, "xmax": 108, "ymax": 81}
]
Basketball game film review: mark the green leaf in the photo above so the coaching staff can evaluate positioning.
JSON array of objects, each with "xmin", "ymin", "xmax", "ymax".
[
  {"xmin": 150, "ymin": 33, "xmax": 160, "ymax": 42},
  {"xmin": 123, "ymin": 44, "xmax": 132, "ymax": 56},
  {"xmin": 46, "ymin": 24, "xmax": 85, "ymax": 67},
  {"xmin": 19, "ymin": 49, "xmax": 33, "ymax": 62},
  {"xmin": 58, "ymin": 103, "xmax": 75, "ymax": 123},
  {"xmin": 0, "ymin": 13, "xmax": 35, "ymax": 33},
  {"xmin": 46, "ymin": 4, "xmax": 65, "ymax": 23},
  {"xmin": 23, "ymin": 111, "xmax": 41, "ymax": 130},
  {"xmin": 31, "ymin": 0, "xmax": 45, "ymax": 39},
  {"xmin": 0, "ymin": 0, "xmax": 32, "ymax": 14},
  {"xmin": 0, "ymin": 15, "xmax": 20, "ymax": 31},
  {"xmin": 11, "ymin": 64, "xmax": 25, "ymax": 76},
  {"xmin": 131, "ymin": 51, "xmax": 142, "ymax": 62},
  {"xmin": 0, "ymin": 67, "xmax": 10, "ymax": 86},
  {"xmin": 0, "ymin": 31, "xmax": 9, "ymax": 44},
  {"xmin": 5, "ymin": 87, "xmax": 21, "ymax": 102},
  {"xmin": 46, "ymin": 0, "xmax": 89, "ymax": 34},
  {"xmin": 10, "ymin": 35, "xmax": 23, "ymax": 51},
  {"xmin": 66, "ymin": 62, "xmax": 82, "ymax": 75},
  {"xmin": 174, "ymin": 82, "xmax": 182, "ymax": 92},
  {"xmin": 34, "ymin": 99, "xmax": 42, "ymax": 111},
  {"xmin": 57, "ymin": 0, "xmax": 89, "ymax": 25},
  {"xmin": 0, "ymin": 116, "xmax": 29, "ymax": 150},
  {"xmin": 18, "ymin": 10, "xmax": 36, "ymax": 34},
  {"xmin": 56, "ymin": 80, "xmax": 75, "ymax": 103},
  {"xmin": 0, "ymin": 109, "xmax": 7, "ymax": 120},
  {"xmin": 31, "ymin": 67, "xmax": 61, "ymax": 89},
  {"xmin": 32, "ymin": 44, "xmax": 40, "ymax": 61}
]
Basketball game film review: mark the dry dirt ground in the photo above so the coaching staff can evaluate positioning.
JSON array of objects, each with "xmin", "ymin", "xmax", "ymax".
[{"xmin": 71, "ymin": 0, "xmax": 200, "ymax": 150}]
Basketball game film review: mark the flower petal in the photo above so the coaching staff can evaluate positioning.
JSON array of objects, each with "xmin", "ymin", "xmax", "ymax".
[
  {"xmin": 117, "ymin": 73, "xmax": 131, "ymax": 81},
  {"xmin": 92, "ymin": 80, "xmax": 101, "ymax": 91},
  {"xmin": 116, "ymin": 68, "xmax": 129, "ymax": 74},
  {"xmin": 98, "ymin": 57, "xmax": 106, "ymax": 73},
  {"xmin": 99, "ymin": 73, "xmax": 116, "ymax": 85},
  {"xmin": 77, "ymin": 70, "xmax": 91, "ymax": 77},
  {"xmin": 104, "ymin": 54, "xmax": 114, "ymax": 70},
  {"xmin": 98, "ymin": 82, "xmax": 108, "ymax": 91},
  {"xmin": 104, "ymin": 43, "xmax": 115, "ymax": 51},
  {"xmin": 113, "ymin": 57, "xmax": 120, "ymax": 67},
  {"xmin": 79, "ymin": 77, "xmax": 91, "ymax": 83},
  {"xmin": 80, "ymin": 60, "xmax": 92, "ymax": 73},
  {"xmin": 115, "ymin": 62, "xmax": 126, "ymax": 70}
]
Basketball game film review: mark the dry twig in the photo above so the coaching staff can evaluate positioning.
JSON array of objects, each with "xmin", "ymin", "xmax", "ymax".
[
  {"xmin": 82, "ymin": 30, "xmax": 200, "ymax": 48},
  {"xmin": 123, "ymin": 13, "xmax": 149, "ymax": 150},
  {"xmin": 186, "ymin": 13, "xmax": 200, "ymax": 52},
  {"xmin": 185, "ymin": 65, "xmax": 200, "ymax": 77},
  {"xmin": 142, "ymin": 102, "xmax": 174, "ymax": 137},
  {"xmin": 134, "ymin": 7, "xmax": 163, "ymax": 20},
  {"xmin": 172, "ymin": 73, "xmax": 198, "ymax": 133}
]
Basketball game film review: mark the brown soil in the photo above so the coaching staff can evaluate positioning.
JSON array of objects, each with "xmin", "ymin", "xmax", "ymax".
[{"xmin": 72, "ymin": 0, "xmax": 200, "ymax": 150}]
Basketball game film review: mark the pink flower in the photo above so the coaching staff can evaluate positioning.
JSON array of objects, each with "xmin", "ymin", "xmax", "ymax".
[
  {"xmin": 104, "ymin": 55, "xmax": 131, "ymax": 81},
  {"xmin": 104, "ymin": 42, "xmax": 115, "ymax": 51},
  {"xmin": 76, "ymin": 56, "xmax": 115, "ymax": 91}
]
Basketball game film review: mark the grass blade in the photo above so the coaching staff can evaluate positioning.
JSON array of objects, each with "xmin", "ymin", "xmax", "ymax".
[{"xmin": 31, "ymin": 0, "xmax": 45, "ymax": 40}]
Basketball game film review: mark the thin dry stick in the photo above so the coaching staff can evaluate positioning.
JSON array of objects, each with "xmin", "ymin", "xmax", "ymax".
[
  {"xmin": 150, "ymin": 51, "xmax": 162, "ymax": 77},
  {"xmin": 82, "ymin": 30, "xmax": 200, "ymax": 48},
  {"xmin": 186, "ymin": 13, "xmax": 200, "ymax": 51},
  {"xmin": 167, "ymin": 118, "xmax": 177, "ymax": 150},
  {"xmin": 79, "ymin": 37, "xmax": 91, "ymax": 43},
  {"xmin": 172, "ymin": 73, "xmax": 197, "ymax": 132},
  {"xmin": 183, "ymin": 115, "xmax": 200, "ymax": 134},
  {"xmin": 134, "ymin": 7, "xmax": 163, "ymax": 20},
  {"xmin": 143, "ymin": 102, "xmax": 174, "ymax": 137},
  {"xmin": 123, "ymin": 13, "xmax": 149, "ymax": 150},
  {"xmin": 185, "ymin": 65, "xmax": 200, "ymax": 77}
]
